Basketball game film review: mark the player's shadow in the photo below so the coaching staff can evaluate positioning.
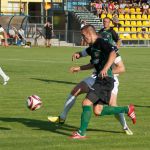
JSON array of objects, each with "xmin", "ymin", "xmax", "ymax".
[
  {"xmin": 135, "ymin": 105, "xmax": 150, "ymax": 108},
  {"xmin": 0, "ymin": 117, "xmax": 75, "ymax": 136},
  {"xmin": 0, "ymin": 117, "xmax": 123, "ymax": 136},
  {"xmin": 30, "ymin": 78, "xmax": 77, "ymax": 85},
  {"xmin": 0, "ymin": 127, "xmax": 11, "ymax": 130}
]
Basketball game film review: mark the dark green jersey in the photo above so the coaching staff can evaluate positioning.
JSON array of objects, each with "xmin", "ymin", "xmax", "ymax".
[
  {"xmin": 98, "ymin": 27, "xmax": 119, "ymax": 46},
  {"xmin": 86, "ymin": 38, "xmax": 118, "ymax": 77}
]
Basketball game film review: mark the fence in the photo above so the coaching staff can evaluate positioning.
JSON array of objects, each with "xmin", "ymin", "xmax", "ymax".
[{"xmin": 25, "ymin": 24, "xmax": 150, "ymax": 47}]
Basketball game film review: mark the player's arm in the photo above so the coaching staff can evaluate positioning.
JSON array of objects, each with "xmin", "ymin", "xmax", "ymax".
[
  {"xmin": 72, "ymin": 46, "xmax": 91, "ymax": 61},
  {"xmin": 70, "ymin": 63, "xmax": 94, "ymax": 73},
  {"xmin": 100, "ymin": 51, "xmax": 117, "ymax": 78},
  {"xmin": 100, "ymin": 40, "xmax": 118, "ymax": 78},
  {"xmin": 116, "ymin": 39, "xmax": 121, "ymax": 49},
  {"xmin": 112, "ymin": 59, "xmax": 126, "ymax": 74}
]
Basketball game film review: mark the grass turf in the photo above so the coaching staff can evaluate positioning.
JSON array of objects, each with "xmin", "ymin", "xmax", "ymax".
[{"xmin": 0, "ymin": 46, "xmax": 149, "ymax": 150}]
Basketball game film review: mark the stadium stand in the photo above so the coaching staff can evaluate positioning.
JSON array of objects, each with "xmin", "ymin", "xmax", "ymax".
[{"xmin": 96, "ymin": 0, "xmax": 150, "ymax": 42}]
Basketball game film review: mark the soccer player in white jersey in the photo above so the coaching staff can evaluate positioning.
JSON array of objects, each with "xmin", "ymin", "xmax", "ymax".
[
  {"xmin": 48, "ymin": 48, "xmax": 133, "ymax": 135},
  {"xmin": 0, "ymin": 25, "xmax": 10, "ymax": 85}
]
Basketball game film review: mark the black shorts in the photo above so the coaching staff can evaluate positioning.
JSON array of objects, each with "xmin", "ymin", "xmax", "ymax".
[
  {"xmin": 45, "ymin": 34, "xmax": 52, "ymax": 39},
  {"xmin": 86, "ymin": 77, "xmax": 114, "ymax": 105}
]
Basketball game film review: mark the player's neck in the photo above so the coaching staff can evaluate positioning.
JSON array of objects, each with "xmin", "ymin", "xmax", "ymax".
[{"xmin": 91, "ymin": 35, "xmax": 99, "ymax": 44}]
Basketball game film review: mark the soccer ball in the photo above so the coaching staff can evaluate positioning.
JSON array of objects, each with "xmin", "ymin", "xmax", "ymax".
[{"xmin": 27, "ymin": 95, "xmax": 42, "ymax": 111}]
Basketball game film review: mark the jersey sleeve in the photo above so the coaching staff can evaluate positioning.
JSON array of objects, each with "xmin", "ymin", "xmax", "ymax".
[{"xmin": 80, "ymin": 48, "xmax": 89, "ymax": 57}]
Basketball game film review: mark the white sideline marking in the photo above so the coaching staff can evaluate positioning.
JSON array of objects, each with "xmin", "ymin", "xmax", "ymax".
[{"xmin": 0, "ymin": 58, "xmax": 83, "ymax": 64}]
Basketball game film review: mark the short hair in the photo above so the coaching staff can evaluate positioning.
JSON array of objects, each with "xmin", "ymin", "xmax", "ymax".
[
  {"xmin": 0, "ymin": 24, "xmax": 2, "ymax": 28},
  {"xmin": 103, "ymin": 17, "xmax": 111, "ymax": 21},
  {"xmin": 81, "ymin": 24, "xmax": 96, "ymax": 33}
]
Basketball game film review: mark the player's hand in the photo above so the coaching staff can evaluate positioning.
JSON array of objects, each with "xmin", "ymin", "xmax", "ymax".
[
  {"xmin": 72, "ymin": 53, "xmax": 80, "ymax": 61},
  {"xmin": 100, "ymin": 68, "xmax": 108, "ymax": 78},
  {"xmin": 70, "ymin": 66, "xmax": 80, "ymax": 73}
]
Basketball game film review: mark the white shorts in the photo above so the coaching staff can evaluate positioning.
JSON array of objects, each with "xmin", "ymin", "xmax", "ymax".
[{"xmin": 83, "ymin": 75, "xmax": 119, "ymax": 95}]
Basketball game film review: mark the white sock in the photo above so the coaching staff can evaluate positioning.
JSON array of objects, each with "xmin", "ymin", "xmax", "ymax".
[
  {"xmin": 60, "ymin": 94, "xmax": 76, "ymax": 120},
  {"xmin": 0, "ymin": 67, "xmax": 7, "ymax": 80},
  {"xmin": 115, "ymin": 113, "xmax": 128, "ymax": 129}
]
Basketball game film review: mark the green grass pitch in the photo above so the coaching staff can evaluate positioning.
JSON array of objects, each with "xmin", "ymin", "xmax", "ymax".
[{"xmin": 0, "ymin": 46, "xmax": 149, "ymax": 150}]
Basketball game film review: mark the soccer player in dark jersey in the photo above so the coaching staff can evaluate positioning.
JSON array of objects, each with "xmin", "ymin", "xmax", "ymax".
[
  {"xmin": 99, "ymin": 17, "xmax": 121, "ymax": 48},
  {"xmin": 70, "ymin": 25, "xmax": 136, "ymax": 139}
]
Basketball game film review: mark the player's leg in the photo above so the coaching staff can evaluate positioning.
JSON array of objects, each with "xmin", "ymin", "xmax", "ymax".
[
  {"xmin": 48, "ymin": 39, "xmax": 51, "ymax": 47},
  {"xmin": 109, "ymin": 93, "xmax": 133, "ymax": 135},
  {"xmin": 92, "ymin": 78, "xmax": 136, "ymax": 124},
  {"xmin": 59, "ymin": 77, "xmax": 95, "ymax": 120},
  {"xmin": 70, "ymin": 98, "xmax": 93, "ymax": 139},
  {"xmin": 93, "ymin": 104, "xmax": 136, "ymax": 125},
  {"xmin": 109, "ymin": 77, "xmax": 133, "ymax": 135},
  {"xmin": 48, "ymin": 80, "xmax": 90, "ymax": 123},
  {"xmin": 0, "ymin": 67, "xmax": 9, "ymax": 85},
  {"xmin": 45, "ymin": 39, "xmax": 47, "ymax": 47}
]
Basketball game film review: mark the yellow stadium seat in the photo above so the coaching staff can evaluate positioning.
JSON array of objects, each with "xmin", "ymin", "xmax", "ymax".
[
  {"xmin": 131, "ymin": 15, "xmax": 136, "ymax": 19},
  {"xmin": 148, "ymin": 15, "xmax": 150, "ymax": 19},
  {"xmin": 107, "ymin": 13, "xmax": 112, "ymax": 19},
  {"xmin": 131, "ymin": 21, "xmax": 136, "ymax": 26},
  {"xmin": 146, "ymin": 28, "xmax": 148, "ymax": 32},
  {"xmin": 143, "ymin": 21, "xmax": 149, "ymax": 26},
  {"xmin": 143, "ymin": 34, "xmax": 149, "ymax": 39},
  {"xmin": 137, "ymin": 27, "xmax": 141, "ymax": 32},
  {"xmin": 119, "ymin": 27, "xmax": 124, "ymax": 32},
  {"xmin": 125, "ymin": 27, "xmax": 130, "ymax": 32},
  {"xmin": 131, "ymin": 27, "xmax": 136, "ymax": 32},
  {"xmin": 124, "ymin": 14, "xmax": 130, "ymax": 20},
  {"xmin": 136, "ymin": 7, "xmax": 141, "ymax": 13},
  {"xmin": 130, "ymin": 8, "xmax": 135, "ymax": 14},
  {"xmin": 119, "ymin": 21, "xmax": 124, "ymax": 26},
  {"xmin": 137, "ymin": 33, "xmax": 143, "ymax": 39},
  {"xmin": 131, "ymin": 33, "xmax": 137, "ymax": 39},
  {"xmin": 119, "ymin": 14, "xmax": 124, "ymax": 19},
  {"xmin": 113, "ymin": 27, "xmax": 118, "ymax": 32},
  {"xmin": 136, "ymin": 14, "xmax": 141, "ymax": 19},
  {"xmin": 142, "ymin": 15, "xmax": 147, "ymax": 19},
  {"xmin": 101, "ymin": 14, "xmax": 106, "ymax": 19},
  {"xmin": 125, "ymin": 7, "xmax": 130, "ymax": 13},
  {"xmin": 125, "ymin": 34, "xmax": 131, "ymax": 39},
  {"xmin": 149, "ymin": 28, "xmax": 150, "ymax": 32},
  {"xmin": 125, "ymin": 21, "xmax": 130, "ymax": 26},
  {"xmin": 137, "ymin": 21, "xmax": 142, "ymax": 26},
  {"xmin": 119, "ymin": 34, "xmax": 124, "ymax": 39}
]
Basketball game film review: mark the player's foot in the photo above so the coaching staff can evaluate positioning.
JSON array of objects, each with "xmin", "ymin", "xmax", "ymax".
[
  {"xmin": 48, "ymin": 116, "xmax": 65, "ymax": 124},
  {"xmin": 70, "ymin": 131, "xmax": 86, "ymax": 139},
  {"xmin": 123, "ymin": 127, "xmax": 133, "ymax": 135},
  {"xmin": 128, "ymin": 104, "xmax": 136, "ymax": 124},
  {"xmin": 3, "ymin": 76, "xmax": 10, "ymax": 85}
]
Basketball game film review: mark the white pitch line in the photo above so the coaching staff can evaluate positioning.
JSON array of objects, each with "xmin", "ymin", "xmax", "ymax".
[{"xmin": 0, "ymin": 58, "xmax": 83, "ymax": 64}]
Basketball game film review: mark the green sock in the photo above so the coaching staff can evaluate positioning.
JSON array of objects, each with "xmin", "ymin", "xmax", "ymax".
[
  {"xmin": 100, "ymin": 106, "xmax": 128, "ymax": 116},
  {"xmin": 78, "ymin": 106, "xmax": 92, "ymax": 136}
]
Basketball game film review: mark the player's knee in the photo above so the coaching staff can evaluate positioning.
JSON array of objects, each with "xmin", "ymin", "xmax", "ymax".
[
  {"xmin": 94, "ymin": 108, "xmax": 102, "ymax": 116},
  {"xmin": 71, "ymin": 87, "xmax": 81, "ymax": 96},
  {"xmin": 82, "ymin": 99, "xmax": 92, "ymax": 106}
]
